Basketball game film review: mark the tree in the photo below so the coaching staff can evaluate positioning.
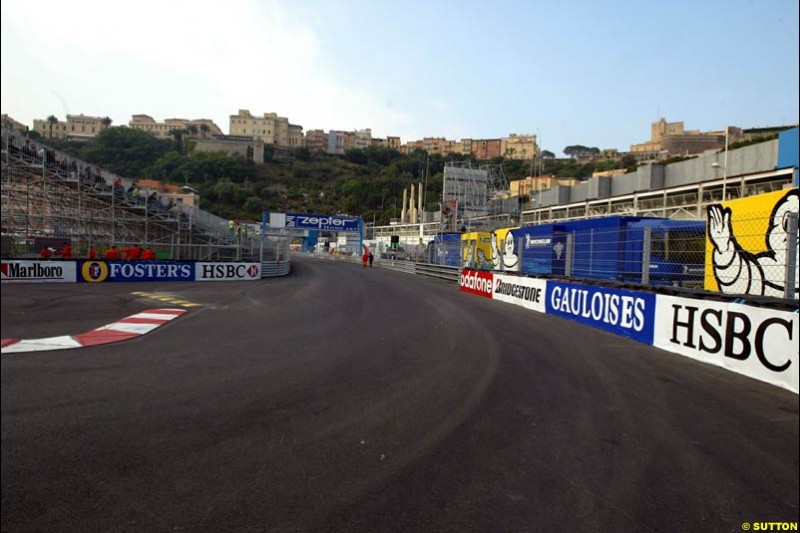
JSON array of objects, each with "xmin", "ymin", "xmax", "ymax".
[
  {"xmin": 563, "ymin": 145, "xmax": 600, "ymax": 158},
  {"xmin": 186, "ymin": 124, "xmax": 199, "ymax": 138},
  {"xmin": 541, "ymin": 150, "xmax": 555, "ymax": 159},
  {"xmin": 47, "ymin": 115, "xmax": 58, "ymax": 138},
  {"xmin": 78, "ymin": 127, "xmax": 173, "ymax": 178},
  {"xmin": 100, "ymin": 116, "xmax": 113, "ymax": 128},
  {"xmin": 168, "ymin": 128, "xmax": 185, "ymax": 153},
  {"xmin": 200, "ymin": 124, "xmax": 210, "ymax": 138}
]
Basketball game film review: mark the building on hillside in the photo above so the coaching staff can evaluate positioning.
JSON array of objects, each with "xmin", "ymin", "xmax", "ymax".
[
  {"xmin": 32, "ymin": 114, "xmax": 111, "ymax": 141},
  {"xmin": 288, "ymin": 124, "xmax": 304, "ymax": 148},
  {"xmin": 601, "ymin": 148, "xmax": 619, "ymax": 159},
  {"xmin": 354, "ymin": 129, "xmax": 372, "ymax": 150},
  {"xmin": 343, "ymin": 131, "xmax": 355, "ymax": 151},
  {"xmin": 229, "ymin": 109, "xmax": 302, "ymax": 148},
  {"xmin": 501, "ymin": 134, "xmax": 539, "ymax": 160},
  {"xmin": 509, "ymin": 176, "xmax": 578, "ymax": 197},
  {"xmin": 1, "ymin": 114, "xmax": 28, "ymax": 133},
  {"xmin": 129, "ymin": 115, "xmax": 222, "ymax": 139},
  {"xmin": 630, "ymin": 118, "xmax": 744, "ymax": 159},
  {"xmin": 136, "ymin": 179, "xmax": 201, "ymax": 208},
  {"xmin": 195, "ymin": 135, "xmax": 265, "ymax": 164},
  {"xmin": 472, "ymin": 139, "xmax": 502, "ymax": 160},
  {"xmin": 328, "ymin": 131, "xmax": 345, "ymax": 154},
  {"xmin": 371, "ymin": 138, "xmax": 387, "ymax": 147},
  {"xmin": 387, "ymin": 136, "xmax": 401, "ymax": 150},
  {"xmin": 306, "ymin": 130, "xmax": 327, "ymax": 152}
]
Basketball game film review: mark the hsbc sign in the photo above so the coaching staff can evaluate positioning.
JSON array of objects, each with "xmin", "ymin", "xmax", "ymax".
[
  {"xmin": 195, "ymin": 262, "xmax": 262, "ymax": 281},
  {"xmin": 285, "ymin": 213, "xmax": 360, "ymax": 232}
]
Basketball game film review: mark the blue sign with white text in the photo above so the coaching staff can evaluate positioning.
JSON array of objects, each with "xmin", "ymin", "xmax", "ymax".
[
  {"xmin": 545, "ymin": 281, "xmax": 656, "ymax": 344},
  {"xmin": 285, "ymin": 213, "xmax": 360, "ymax": 232},
  {"xmin": 78, "ymin": 261, "xmax": 195, "ymax": 282}
]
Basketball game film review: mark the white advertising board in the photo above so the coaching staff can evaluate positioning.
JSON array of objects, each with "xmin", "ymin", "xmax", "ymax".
[
  {"xmin": 654, "ymin": 295, "xmax": 799, "ymax": 394},
  {"xmin": 1, "ymin": 260, "xmax": 77, "ymax": 283},
  {"xmin": 492, "ymin": 274, "xmax": 547, "ymax": 313},
  {"xmin": 195, "ymin": 262, "xmax": 262, "ymax": 281}
]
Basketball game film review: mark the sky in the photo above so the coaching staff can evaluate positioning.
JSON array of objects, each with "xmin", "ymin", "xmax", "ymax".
[{"xmin": 2, "ymin": 0, "xmax": 798, "ymax": 156}]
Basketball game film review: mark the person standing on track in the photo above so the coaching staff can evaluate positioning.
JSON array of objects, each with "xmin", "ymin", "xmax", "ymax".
[
  {"xmin": 124, "ymin": 244, "xmax": 142, "ymax": 261},
  {"xmin": 56, "ymin": 241, "xmax": 72, "ymax": 260},
  {"xmin": 368, "ymin": 251, "xmax": 374, "ymax": 267},
  {"xmin": 104, "ymin": 245, "xmax": 120, "ymax": 260}
]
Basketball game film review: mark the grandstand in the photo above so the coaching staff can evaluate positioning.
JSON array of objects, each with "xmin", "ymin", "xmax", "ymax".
[{"xmin": 1, "ymin": 126, "xmax": 286, "ymax": 261}]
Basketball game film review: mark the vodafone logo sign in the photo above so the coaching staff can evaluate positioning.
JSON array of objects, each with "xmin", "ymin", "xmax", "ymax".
[{"xmin": 459, "ymin": 269, "xmax": 494, "ymax": 298}]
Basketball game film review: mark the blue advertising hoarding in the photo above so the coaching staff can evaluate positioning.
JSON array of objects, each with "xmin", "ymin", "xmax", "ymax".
[
  {"xmin": 545, "ymin": 281, "xmax": 657, "ymax": 344},
  {"xmin": 776, "ymin": 127, "xmax": 799, "ymax": 186},
  {"xmin": 285, "ymin": 213, "xmax": 360, "ymax": 232},
  {"xmin": 79, "ymin": 261, "xmax": 195, "ymax": 282}
]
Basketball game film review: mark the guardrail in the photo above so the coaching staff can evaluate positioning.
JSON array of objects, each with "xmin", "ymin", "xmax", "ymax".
[
  {"xmin": 412, "ymin": 262, "xmax": 460, "ymax": 283},
  {"xmin": 308, "ymin": 252, "xmax": 459, "ymax": 283},
  {"xmin": 261, "ymin": 260, "xmax": 291, "ymax": 277}
]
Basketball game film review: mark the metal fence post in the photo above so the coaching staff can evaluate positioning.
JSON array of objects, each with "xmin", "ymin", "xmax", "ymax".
[
  {"xmin": 784, "ymin": 212, "xmax": 798, "ymax": 299},
  {"xmin": 565, "ymin": 232, "xmax": 574, "ymax": 278},
  {"xmin": 642, "ymin": 226, "xmax": 652, "ymax": 285}
]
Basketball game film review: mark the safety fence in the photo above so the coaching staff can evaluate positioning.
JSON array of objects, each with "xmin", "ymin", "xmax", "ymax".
[
  {"xmin": 422, "ymin": 191, "xmax": 799, "ymax": 301},
  {"xmin": 1, "ymin": 259, "xmax": 291, "ymax": 283},
  {"xmin": 2, "ymin": 127, "xmax": 288, "ymax": 262},
  {"xmin": 457, "ymin": 269, "xmax": 799, "ymax": 394},
  {"xmin": 310, "ymin": 251, "xmax": 459, "ymax": 283}
]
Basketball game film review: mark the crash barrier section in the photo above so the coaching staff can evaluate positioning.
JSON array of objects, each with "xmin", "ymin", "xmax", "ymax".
[
  {"xmin": 312, "ymin": 252, "xmax": 460, "ymax": 282},
  {"xmin": 431, "ymin": 189, "xmax": 800, "ymax": 300},
  {"xmin": 1, "ymin": 259, "xmax": 290, "ymax": 283},
  {"xmin": 459, "ymin": 269, "xmax": 799, "ymax": 394}
]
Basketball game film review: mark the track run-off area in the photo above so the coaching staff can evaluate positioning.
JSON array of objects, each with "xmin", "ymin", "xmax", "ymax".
[{"xmin": 2, "ymin": 256, "xmax": 798, "ymax": 532}]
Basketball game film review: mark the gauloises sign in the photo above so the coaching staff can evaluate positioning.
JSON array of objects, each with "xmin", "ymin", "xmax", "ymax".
[
  {"xmin": 459, "ymin": 269, "xmax": 494, "ymax": 298},
  {"xmin": 545, "ymin": 281, "xmax": 657, "ymax": 345}
]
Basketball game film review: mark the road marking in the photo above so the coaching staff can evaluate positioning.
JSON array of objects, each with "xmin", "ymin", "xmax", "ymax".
[
  {"xmin": 1, "ymin": 308, "xmax": 187, "ymax": 354},
  {"xmin": 132, "ymin": 292, "xmax": 203, "ymax": 308}
]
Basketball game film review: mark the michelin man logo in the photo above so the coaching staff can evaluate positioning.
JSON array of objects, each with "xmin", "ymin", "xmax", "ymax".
[
  {"xmin": 707, "ymin": 189, "xmax": 799, "ymax": 298},
  {"xmin": 492, "ymin": 230, "xmax": 519, "ymax": 271}
]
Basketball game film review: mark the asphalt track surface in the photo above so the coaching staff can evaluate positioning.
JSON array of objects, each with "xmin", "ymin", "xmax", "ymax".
[{"xmin": 2, "ymin": 257, "xmax": 798, "ymax": 533}]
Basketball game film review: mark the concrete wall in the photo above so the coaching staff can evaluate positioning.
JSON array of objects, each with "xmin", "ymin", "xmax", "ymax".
[{"xmin": 533, "ymin": 140, "xmax": 781, "ymax": 209}]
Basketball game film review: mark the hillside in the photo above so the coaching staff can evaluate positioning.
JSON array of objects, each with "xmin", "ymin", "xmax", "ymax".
[{"xmin": 40, "ymin": 127, "xmax": 635, "ymax": 224}]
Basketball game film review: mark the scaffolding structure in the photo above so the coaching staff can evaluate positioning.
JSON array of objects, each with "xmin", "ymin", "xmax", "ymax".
[
  {"xmin": 442, "ymin": 161, "xmax": 511, "ymax": 231},
  {"xmin": 1, "ymin": 127, "xmax": 286, "ymax": 261}
]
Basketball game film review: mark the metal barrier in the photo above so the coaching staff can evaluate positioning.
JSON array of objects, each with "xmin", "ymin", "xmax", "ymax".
[
  {"xmin": 414, "ymin": 262, "xmax": 460, "ymax": 283},
  {"xmin": 261, "ymin": 260, "xmax": 291, "ymax": 277}
]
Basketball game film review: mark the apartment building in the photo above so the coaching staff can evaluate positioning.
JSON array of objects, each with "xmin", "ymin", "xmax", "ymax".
[
  {"xmin": 354, "ymin": 129, "xmax": 372, "ymax": 150},
  {"xmin": 288, "ymin": 124, "xmax": 304, "ymax": 148},
  {"xmin": 1, "ymin": 114, "xmax": 28, "ymax": 133},
  {"xmin": 136, "ymin": 179, "xmax": 200, "ymax": 208},
  {"xmin": 630, "ymin": 118, "xmax": 741, "ymax": 158},
  {"xmin": 501, "ymin": 134, "xmax": 539, "ymax": 160},
  {"xmin": 229, "ymin": 109, "xmax": 301, "ymax": 148},
  {"xmin": 509, "ymin": 175, "xmax": 578, "ymax": 197},
  {"xmin": 328, "ymin": 130, "xmax": 345, "ymax": 154},
  {"xmin": 306, "ymin": 130, "xmax": 327, "ymax": 152},
  {"xmin": 387, "ymin": 136, "xmax": 401, "ymax": 150},
  {"xmin": 129, "ymin": 115, "xmax": 223, "ymax": 139},
  {"xmin": 32, "ymin": 114, "xmax": 111, "ymax": 141},
  {"xmin": 472, "ymin": 139, "xmax": 502, "ymax": 160}
]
